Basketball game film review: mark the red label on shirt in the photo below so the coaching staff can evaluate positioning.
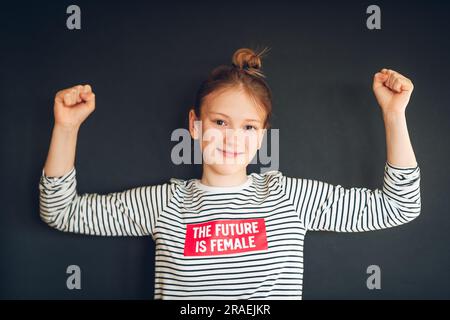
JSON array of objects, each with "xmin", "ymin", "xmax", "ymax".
[{"xmin": 184, "ymin": 218, "xmax": 268, "ymax": 256}]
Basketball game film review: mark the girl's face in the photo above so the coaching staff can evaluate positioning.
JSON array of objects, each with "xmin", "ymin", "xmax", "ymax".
[{"xmin": 189, "ymin": 88, "xmax": 267, "ymax": 175}]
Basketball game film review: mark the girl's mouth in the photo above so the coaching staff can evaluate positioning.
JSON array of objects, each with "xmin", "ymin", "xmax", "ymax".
[{"xmin": 217, "ymin": 148, "xmax": 244, "ymax": 158}]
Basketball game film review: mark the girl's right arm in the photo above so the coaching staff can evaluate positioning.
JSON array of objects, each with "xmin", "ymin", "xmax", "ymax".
[
  {"xmin": 39, "ymin": 85, "xmax": 170, "ymax": 237},
  {"xmin": 44, "ymin": 84, "xmax": 95, "ymax": 178}
]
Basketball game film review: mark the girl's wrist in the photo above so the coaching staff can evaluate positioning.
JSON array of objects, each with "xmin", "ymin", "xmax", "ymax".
[
  {"xmin": 382, "ymin": 110, "xmax": 406, "ymax": 122},
  {"xmin": 54, "ymin": 123, "xmax": 80, "ymax": 134}
]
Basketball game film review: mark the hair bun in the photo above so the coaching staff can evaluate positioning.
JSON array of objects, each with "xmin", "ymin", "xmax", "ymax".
[{"xmin": 232, "ymin": 47, "xmax": 271, "ymax": 78}]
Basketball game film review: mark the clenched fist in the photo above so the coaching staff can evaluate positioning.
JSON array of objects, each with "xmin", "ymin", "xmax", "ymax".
[
  {"xmin": 54, "ymin": 84, "xmax": 96, "ymax": 129},
  {"xmin": 373, "ymin": 69, "xmax": 414, "ymax": 115}
]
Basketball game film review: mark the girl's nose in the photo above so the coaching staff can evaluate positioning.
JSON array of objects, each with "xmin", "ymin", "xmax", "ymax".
[
  {"xmin": 224, "ymin": 128, "xmax": 245, "ymax": 139},
  {"xmin": 224, "ymin": 131, "xmax": 243, "ymax": 145}
]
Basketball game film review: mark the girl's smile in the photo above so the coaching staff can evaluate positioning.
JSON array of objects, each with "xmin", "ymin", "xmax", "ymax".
[{"xmin": 216, "ymin": 147, "xmax": 245, "ymax": 158}]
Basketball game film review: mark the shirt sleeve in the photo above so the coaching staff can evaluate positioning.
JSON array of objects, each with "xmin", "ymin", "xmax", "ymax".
[
  {"xmin": 284, "ymin": 161, "xmax": 421, "ymax": 232},
  {"xmin": 38, "ymin": 166, "xmax": 173, "ymax": 238}
]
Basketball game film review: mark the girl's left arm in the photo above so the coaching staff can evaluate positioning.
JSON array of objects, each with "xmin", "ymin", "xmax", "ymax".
[
  {"xmin": 374, "ymin": 68, "xmax": 418, "ymax": 168},
  {"xmin": 287, "ymin": 68, "xmax": 421, "ymax": 232}
]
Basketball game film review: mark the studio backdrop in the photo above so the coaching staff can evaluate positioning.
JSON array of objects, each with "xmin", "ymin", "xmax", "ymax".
[{"xmin": 1, "ymin": 0, "xmax": 449, "ymax": 299}]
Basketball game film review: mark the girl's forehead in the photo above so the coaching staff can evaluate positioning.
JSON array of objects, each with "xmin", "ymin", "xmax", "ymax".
[{"xmin": 203, "ymin": 89, "xmax": 265, "ymax": 121}]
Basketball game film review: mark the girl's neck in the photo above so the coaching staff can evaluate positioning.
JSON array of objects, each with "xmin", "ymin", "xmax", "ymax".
[{"xmin": 200, "ymin": 166, "xmax": 249, "ymax": 187}]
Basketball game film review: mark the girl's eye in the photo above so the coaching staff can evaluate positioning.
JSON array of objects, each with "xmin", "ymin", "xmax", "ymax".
[
  {"xmin": 244, "ymin": 125, "xmax": 256, "ymax": 131},
  {"xmin": 215, "ymin": 120, "xmax": 226, "ymax": 126}
]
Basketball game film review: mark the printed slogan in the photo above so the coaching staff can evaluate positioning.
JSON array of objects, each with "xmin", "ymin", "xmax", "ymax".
[{"xmin": 184, "ymin": 218, "xmax": 268, "ymax": 256}]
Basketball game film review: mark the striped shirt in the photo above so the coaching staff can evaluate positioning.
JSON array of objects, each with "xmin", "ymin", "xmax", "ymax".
[{"xmin": 39, "ymin": 161, "xmax": 421, "ymax": 299}]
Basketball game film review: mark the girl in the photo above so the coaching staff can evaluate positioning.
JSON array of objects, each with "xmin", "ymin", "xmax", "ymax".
[{"xmin": 39, "ymin": 47, "xmax": 421, "ymax": 300}]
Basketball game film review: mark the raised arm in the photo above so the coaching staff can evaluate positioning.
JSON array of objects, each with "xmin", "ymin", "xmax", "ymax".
[
  {"xmin": 286, "ymin": 68, "xmax": 421, "ymax": 232},
  {"xmin": 44, "ymin": 84, "xmax": 95, "ymax": 178},
  {"xmin": 374, "ymin": 68, "xmax": 417, "ymax": 168},
  {"xmin": 39, "ymin": 85, "xmax": 171, "ymax": 237}
]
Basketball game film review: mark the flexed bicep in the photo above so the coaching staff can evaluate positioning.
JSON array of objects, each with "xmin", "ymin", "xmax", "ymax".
[
  {"xmin": 39, "ymin": 167, "xmax": 172, "ymax": 237},
  {"xmin": 287, "ymin": 162, "xmax": 421, "ymax": 232}
]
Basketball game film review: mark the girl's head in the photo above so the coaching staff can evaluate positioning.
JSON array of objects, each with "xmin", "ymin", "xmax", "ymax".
[{"xmin": 189, "ymin": 47, "xmax": 272, "ymax": 175}]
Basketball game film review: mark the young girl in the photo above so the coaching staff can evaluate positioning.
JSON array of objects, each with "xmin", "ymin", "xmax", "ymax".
[{"xmin": 39, "ymin": 47, "xmax": 421, "ymax": 300}]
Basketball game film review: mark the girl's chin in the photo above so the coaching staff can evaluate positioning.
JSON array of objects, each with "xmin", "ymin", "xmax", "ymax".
[{"xmin": 204, "ymin": 162, "xmax": 248, "ymax": 175}]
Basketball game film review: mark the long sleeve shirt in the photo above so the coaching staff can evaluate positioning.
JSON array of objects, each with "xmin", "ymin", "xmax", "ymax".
[{"xmin": 38, "ymin": 161, "xmax": 421, "ymax": 299}]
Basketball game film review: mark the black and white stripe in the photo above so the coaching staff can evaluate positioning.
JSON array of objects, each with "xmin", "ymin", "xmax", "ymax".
[
  {"xmin": 39, "ymin": 161, "xmax": 421, "ymax": 299},
  {"xmin": 286, "ymin": 162, "xmax": 421, "ymax": 232},
  {"xmin": 39, "ymin": 167, "xmax": 172, "ymax": 237}
]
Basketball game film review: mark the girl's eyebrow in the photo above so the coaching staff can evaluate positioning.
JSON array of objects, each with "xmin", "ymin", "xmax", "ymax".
[{"xmin": 209, "ymin": 112, "xmax": 262, "ymax": 123}]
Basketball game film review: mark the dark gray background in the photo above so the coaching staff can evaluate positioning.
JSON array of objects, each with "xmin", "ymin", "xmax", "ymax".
[{"xmin": 1, "ymin": 0, "xmax": 449, "ymax": 299}]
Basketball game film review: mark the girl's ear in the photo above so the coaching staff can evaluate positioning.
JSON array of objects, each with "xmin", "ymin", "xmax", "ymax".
[{"xmin": 189, "ymin": 108, "xmax": 200, "ymax": 140}]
